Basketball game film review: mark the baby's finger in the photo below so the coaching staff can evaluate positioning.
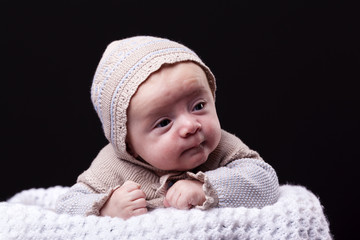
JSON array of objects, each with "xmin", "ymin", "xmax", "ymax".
[
  {"xmin": 129, "ymin": 189, "xmax": 146, "ymax": 201},
  {"xmin": 163, "ymin": 197, "xmax": 170, "ymax": 208},
  {"xmin": 166, "ymin": 189, "xmax": 192, "ymax": 210},
  {"xmin": 122, "ymin": 180, "xmax": 141, "ymax": 192},
  {"xmin": 132, "ymin": 197, "xmax": 147, "ymax": 209},
  {"xmin": 164, "ymin": 189, "xmax": 176, "ymax": 207},
  {"xmin": 131, "ymin": 207, "xmax": 148, "ymax": 217},
  {"xmin": 175, "ymin": 196, "xmax": 192, "ymax": 210}
]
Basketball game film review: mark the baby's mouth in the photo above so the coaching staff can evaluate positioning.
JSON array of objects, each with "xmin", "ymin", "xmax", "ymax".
[{"xmin": 182, "ymin": 141, "xmax": 205, "ymax": 155}]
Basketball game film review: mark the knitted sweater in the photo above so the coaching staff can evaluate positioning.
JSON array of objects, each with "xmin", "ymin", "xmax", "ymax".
[{"xmin": 56, "ymin": 130, "xmax": 279, "ymax": 216}]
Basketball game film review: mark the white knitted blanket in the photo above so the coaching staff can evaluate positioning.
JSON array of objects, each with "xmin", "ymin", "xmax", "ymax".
[{"xmin": 0, "ymin": 185, "xmax": 331, "ymax": 240}]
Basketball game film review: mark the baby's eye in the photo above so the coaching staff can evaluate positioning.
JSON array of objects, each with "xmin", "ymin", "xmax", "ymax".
[
  {"xmin": 156, "ymin": 119, "xmax": 171, "ymax": 128},
  {"xmin": 193, "ymin": 102, "xmax": 205, "ymax": 111}
]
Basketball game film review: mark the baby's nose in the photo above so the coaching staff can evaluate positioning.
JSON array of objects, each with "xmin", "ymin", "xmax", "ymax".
[{"xmin": 179, "ymin": 117, "xmax": 201, "ymax": 138}]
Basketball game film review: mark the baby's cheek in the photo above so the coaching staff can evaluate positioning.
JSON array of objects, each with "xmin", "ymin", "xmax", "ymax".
[
  {"xmin": 206, "ymin": 121, "xmax": 222, "ymax": 148},
  {"xmin": 147, "ymin": 142, "xmax": 178, "ymax": 169},
  {"xmin": 158, "ymin": 144, "xmax": 178, "ymax": 161}
]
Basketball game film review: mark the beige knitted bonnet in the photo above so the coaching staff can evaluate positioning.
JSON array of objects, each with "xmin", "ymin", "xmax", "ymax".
[{"xmin": 90, "ymin": 36, "xmax": 216, "ymax": 159}]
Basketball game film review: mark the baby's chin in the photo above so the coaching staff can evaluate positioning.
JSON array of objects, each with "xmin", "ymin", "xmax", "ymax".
[
  {"xmin": 149, "ymin": 147, "xmax": 211, "ymax": 171},
  {"xmin": 174, "ymin": 154, "xmax": 209, "ymax": 172}
]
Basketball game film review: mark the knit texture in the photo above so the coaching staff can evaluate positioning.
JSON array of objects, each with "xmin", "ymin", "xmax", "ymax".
[
  {"xmin": 73, "ymin": 130, "xmax": 272, "ymax": 213},
  {"xmin": 57, "ymin": 157, "xmax": 279, "ymax": 216},
  {"xmin": 205, "ymin": 158, "xmax": 280, "ymax": 208},
  {"xmin": 0, "ymin": 185, "xmax": 332, "ymax": 239}
]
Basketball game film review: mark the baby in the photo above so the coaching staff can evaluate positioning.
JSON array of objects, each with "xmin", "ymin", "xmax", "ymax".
[{"xmin": 56, "ymin": 36, "xmax": 280, "ymax": 220}]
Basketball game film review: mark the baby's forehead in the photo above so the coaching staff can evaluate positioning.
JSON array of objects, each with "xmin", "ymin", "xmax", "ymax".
[
  {"xmin": 129, "ymin": 62, "xmax": 212, "ymax": 111},
  {"xmin": 141, "ymin": 61, "xmax": 209, "ymax": 90}
]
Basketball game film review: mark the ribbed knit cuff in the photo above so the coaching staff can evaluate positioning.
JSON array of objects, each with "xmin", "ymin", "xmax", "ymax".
[{"xmin": 186, "ymin": 171, "xmax": 219, "ymax": 210}]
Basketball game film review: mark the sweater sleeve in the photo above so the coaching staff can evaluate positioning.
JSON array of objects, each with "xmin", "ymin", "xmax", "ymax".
[
  {"xmin": 207, "ymin": 158, "xmax": 279, "ymax": 208},
  {"xmin": 188, "ymin": 158, "xmax": 279, "ymax": 209},
  {"xmin": 55, "ymin": 182, "xmax": 116, "ymax": 216}
]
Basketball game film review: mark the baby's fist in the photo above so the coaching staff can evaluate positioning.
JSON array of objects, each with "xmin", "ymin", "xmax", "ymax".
[
  {"xmin": 163, "ymin": 179, "xmax": 205, "ymax": 209},
  {"xmin": 100, "ymin": 181, "xmax": 147, "ymax": 219}
]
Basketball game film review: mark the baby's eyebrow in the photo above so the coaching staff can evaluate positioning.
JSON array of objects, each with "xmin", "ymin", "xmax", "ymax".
[
  {"xmin": 143, "ymin": 86, "xmax": 212, "ymax": 119},
  {"xmin": 144, "ymin": 106, "xmax": 167, "ymax": 119},
  {"xmin": 139, "ymin": 100, "xmax": 171, "ymax": 120},
  {"xmin": 143, "ymin": 88, "xmax": 208, "ymax": 119}
]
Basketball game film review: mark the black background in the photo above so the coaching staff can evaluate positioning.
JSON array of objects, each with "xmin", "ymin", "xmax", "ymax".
[{"xmin": 2, "ymin": 1, "xmax": 359, "ymax": 239}]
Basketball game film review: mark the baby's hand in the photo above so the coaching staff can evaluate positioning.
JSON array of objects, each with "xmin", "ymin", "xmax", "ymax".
[
  {"xmin": 163, "ymin": 179, "xmax": 205, "ymax": 209},
  {"xmin": 100, "ymin": 180, "xmax": 147, "ymax": 219}
]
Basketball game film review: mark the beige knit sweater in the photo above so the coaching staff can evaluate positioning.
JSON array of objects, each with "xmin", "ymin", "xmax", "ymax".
[
  {"xmin": 56, "ymin": 36, "xmax": 279, "ymax": 216},
  {"xmin": 56, "ymin": 130, "xmax": 279, "ymax": 216}
]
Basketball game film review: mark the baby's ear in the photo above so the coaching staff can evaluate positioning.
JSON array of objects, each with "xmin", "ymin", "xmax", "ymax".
[{"xmin": 126, "ymin": 141, "xmax": 139, "ymax": 158}]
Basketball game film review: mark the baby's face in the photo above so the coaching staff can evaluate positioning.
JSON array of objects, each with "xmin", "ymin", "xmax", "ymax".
[{"xmin": 127, "ymin": 62, "xmax": 221, "ymax": 171}]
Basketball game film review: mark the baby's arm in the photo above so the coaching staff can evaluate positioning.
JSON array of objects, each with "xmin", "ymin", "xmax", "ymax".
[
  {"xmin": 56, "ymin": 181, "xmax": 147, "ymax": 219},
  {"xmin": 55, "ymin": 182, "xmax": 111, "ymax": 216},
  {"xmin": 202, "ymin": 158, "xmax": 279, "ymax": 208},
  {"xmin": 164, "ymin": 158, "xmax": 279, "ymax": 210}
]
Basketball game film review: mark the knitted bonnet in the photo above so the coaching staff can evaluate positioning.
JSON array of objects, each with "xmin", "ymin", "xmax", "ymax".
[{"xmin": 90, "ymin": 36, "xmax": 216, "ymax": 160}]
